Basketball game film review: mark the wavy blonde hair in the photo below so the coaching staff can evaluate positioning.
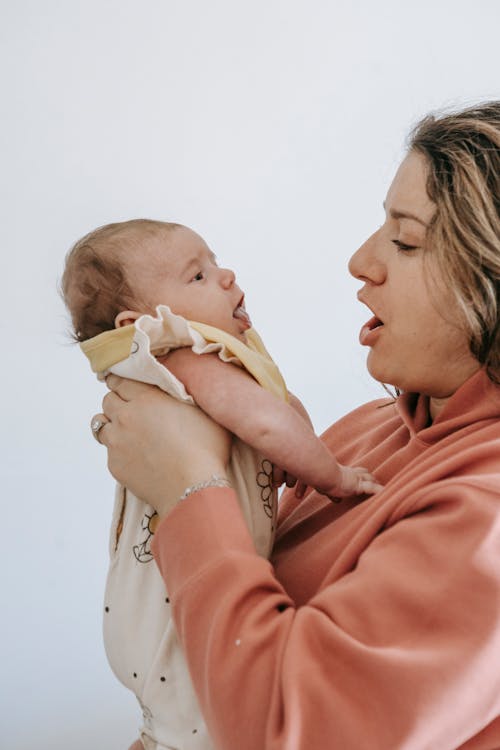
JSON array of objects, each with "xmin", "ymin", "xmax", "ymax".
[{"xmin": 408, "ymin": 101, "xmax": 500, "ymax": 382}]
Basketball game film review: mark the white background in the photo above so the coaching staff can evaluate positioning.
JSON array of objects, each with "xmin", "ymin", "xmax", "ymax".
[{"xmin": 3, "ymin": 1, "xmax": 500, "ymax": 747}]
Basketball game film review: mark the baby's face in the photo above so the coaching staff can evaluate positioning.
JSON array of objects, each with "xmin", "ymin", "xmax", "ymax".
[{"xmin": 127, "ymin": 227, "xmax": 251, "ymax": 340}]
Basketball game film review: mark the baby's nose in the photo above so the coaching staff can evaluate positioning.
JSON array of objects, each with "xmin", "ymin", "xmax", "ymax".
[{"xmin": 219, "ymin": 267, "xmax": 236, "ymax": 287}]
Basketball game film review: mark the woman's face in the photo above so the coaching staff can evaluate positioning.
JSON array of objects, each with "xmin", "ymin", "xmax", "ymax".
[{"xmin": 349, "ymin": 150, "xmax": 480, "ymax": 398}]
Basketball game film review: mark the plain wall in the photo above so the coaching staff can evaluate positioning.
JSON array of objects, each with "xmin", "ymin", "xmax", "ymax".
[{"xmin": 3, "ymin": 1, "xmax": 500, "ymax": 747}]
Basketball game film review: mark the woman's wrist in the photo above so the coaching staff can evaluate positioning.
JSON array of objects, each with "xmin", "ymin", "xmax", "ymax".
[
  {"xmin": 155, "ymin": 460, "xmax": 230, "ymax": 518},
  {"xmin": 179, "ymin": 474, "xmax": 232, "ymax": 500}
]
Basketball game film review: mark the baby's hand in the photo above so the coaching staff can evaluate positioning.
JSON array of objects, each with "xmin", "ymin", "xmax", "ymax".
[
  {"xmin": 273, "ymin": 463, "xmax": 382, "ymax": 502},
  {"xmin": 325, "ymin": 464, "xmax": 383, "ymax": 500}
]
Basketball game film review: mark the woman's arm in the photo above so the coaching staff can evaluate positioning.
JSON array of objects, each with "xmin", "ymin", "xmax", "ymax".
[
  {"xmin": 99, "ymin": 379, "xmax": 500, "ymax": 750},
  {"xmin": 164, "ymin": 348, "xmax": 380, "ymax": 498},
  {"xmin": 152, "ymin": 482, "xmax": 500, "ymax": 750}
]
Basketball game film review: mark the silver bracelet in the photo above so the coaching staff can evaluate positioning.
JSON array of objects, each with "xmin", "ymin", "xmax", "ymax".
[{"xmin": 179, "ymin": 474, "xmax": 232, "ymax": 501}]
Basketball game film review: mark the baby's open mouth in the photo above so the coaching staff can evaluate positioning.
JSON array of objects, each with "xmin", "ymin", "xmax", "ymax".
[{"xmin": 233, "ymin": 297, "xmax": 252, "ymax": 329}]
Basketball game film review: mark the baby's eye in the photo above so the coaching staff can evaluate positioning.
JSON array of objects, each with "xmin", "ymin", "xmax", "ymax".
[{"xmin": 192, "ymin": 271, "xmax": 204, "ymax": 281}]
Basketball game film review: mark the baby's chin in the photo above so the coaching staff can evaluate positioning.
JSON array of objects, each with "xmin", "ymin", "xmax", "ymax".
[
  {"xmin": 229, "ymin": 325, "xmax": 250, "ymax": 342},
  {"xmin": 222, "ymin": 313, "xmax": 252, "ymax": 341}
]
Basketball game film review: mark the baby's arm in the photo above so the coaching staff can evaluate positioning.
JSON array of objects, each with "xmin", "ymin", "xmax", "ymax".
[
  {"xmin": 287, "ymin": 391, "xmax": 315, "ymax": 429},
  {"xmin": 163, "ymin": 349, "xmax": 381, "ymax": 498},
  {"xmin": 270, "ymin": 391, "xmax": 314, "ymax": 494}
]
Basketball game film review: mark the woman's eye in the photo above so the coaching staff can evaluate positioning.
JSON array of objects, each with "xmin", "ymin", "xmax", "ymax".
[
  {"xmin": 192, "ymin": 271, "xmax": 204, "ymax": 281},
  {"xmin": 392, "ymin": 240, "xmax": 418, "ymax": 252}
]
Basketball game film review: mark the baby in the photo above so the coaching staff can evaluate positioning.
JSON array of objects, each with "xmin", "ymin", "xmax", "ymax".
[{"xmin": 62, "ymin": 219, "xmax": 380, "ymax": 750}]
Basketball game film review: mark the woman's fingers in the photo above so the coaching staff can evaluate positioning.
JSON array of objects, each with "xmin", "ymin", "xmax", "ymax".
[
  {"xmin": 102, "ymin": 390, "xmax": 127, "ymax": 422},
  {"xmin": 272, "ymin": 469, "xmax": 298, "ymax": 489},
  {"xmin": 90, "ymin": 413, "xmax": 109, "ymax": 444},
  {"xmin": 272, "ymin": 467, "xmax": 285, "ymax": 488},
  {"xmin": 95, "ymin": 378, "xmax": 233, "ymax": 515},
  {"xmin": 105, "ymin": 373, "xmax": 157, "ymax": 401},
  {"xmin": 294, "ymin": 481, "xmax": 308, "ymax": 499},
  {"xmin": 104, "ymin": 373, "xmax": 127, "ymax": 395},
  {"xmin": 102, "ymin": 380, "xmax": 161, "ymax": 425}
]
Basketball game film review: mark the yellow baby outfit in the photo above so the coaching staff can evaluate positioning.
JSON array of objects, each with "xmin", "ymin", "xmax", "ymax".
[{"xmin": 81, "ymin": 305, "xmax": 287, "ymax": 750}]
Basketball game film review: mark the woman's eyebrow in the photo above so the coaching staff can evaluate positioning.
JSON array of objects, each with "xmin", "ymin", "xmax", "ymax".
[{"xmin": 383, "ymin": 202, "xmax": 428, "ymax": 226}]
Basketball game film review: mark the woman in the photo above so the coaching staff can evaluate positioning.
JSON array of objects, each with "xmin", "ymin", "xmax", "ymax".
[{"xmin": 96, "ymin": 102, "xmax": 500, "ymax": 749}]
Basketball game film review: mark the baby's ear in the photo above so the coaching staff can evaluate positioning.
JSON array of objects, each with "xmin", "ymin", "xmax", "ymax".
[{"xmin": 115, "ymin": 310, "xmax": 141, "ymax": 328}]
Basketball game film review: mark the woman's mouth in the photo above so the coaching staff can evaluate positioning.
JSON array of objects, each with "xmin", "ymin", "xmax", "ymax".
[
  {"xmin": 359, "ymin": 315, "xmax": 384, "ymax": 346},
  {"xmin": 233, "ymin": 297, "xmax": 252, "ymax": 329}
]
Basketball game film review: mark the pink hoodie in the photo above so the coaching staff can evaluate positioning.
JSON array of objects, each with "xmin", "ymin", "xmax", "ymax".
[{"xmin": 152, "ymin": 369, "xmax": 500, "ymax": 749}]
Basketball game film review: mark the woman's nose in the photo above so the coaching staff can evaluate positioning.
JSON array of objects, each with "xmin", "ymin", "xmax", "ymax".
[
  {"xmin": 219, "ymin": 267, "xmax": 236, "ymax": 288},
  {"xmin": 348, "ymin": 230, "xmax": 386, "ymax": 284}
]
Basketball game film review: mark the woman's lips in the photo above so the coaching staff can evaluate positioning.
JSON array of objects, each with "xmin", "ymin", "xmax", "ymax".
[{"xmin": 359, "ymin": 315, "xmax": 384, "ymax": 346}]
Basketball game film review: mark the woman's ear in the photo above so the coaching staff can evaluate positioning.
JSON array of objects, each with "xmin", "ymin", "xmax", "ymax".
[{"xmin": 115, "ymin": 310, "xmax": 141, "ymax": 328}]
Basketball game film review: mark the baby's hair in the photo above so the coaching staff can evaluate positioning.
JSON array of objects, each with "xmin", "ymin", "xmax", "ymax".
[{"xmin": 61, "ymin": 219, "xmax": 181, "ymax": 342}]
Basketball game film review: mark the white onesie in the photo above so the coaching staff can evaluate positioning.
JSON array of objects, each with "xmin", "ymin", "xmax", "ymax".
[{"xmin": 81, "ymin": 306, "xmax": 288, "ymax": 750}]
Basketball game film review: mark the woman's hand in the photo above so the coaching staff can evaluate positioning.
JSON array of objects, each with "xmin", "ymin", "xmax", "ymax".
[
  {"xmin": 95, "ymin": 375, "xmax": 232, "ymax": 518},
  {"xmin": 272, "ymin": 467, "xmax": 308, "ymax": 499}
]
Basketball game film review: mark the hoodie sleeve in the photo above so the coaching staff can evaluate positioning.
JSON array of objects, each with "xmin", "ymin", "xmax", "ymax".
[{"xmin": 151, "ymin": 478, "xmax": 500, "ymax": 750}]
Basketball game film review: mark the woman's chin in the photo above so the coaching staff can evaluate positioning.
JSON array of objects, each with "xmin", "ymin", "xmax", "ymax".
[
  {"xmin": 366, "ymin": 356, "xmax": 403, "ymax": 392},
  {"xmin": 366, "ymin": 353, "xmax": 389, "ymax": 384}
]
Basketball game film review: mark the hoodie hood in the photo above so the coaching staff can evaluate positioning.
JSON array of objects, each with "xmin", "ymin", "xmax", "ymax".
[{"xmin": 396, "ymin": 368, "xmax": 500, "ymax": 446}]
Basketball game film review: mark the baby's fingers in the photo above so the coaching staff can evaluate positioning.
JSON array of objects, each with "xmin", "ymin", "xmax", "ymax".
[
  {"xmin": 358, "ymin": 477, "xmax": 384, "ymax": 495},
  {"xmin": 336, "ymin": 465, "xmax": 383, "ymax": 497},
  {"xmin": 354, "ymin": 467, "xmax": 383, "ymax": 496}
]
